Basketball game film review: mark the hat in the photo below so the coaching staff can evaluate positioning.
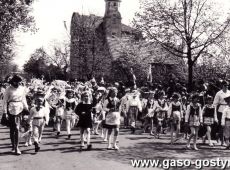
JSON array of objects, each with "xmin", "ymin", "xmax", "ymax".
[
  {"xmin": 206, "ymin": 95, "xmax": 213, "ymax": 101},
  {"xmin": 221, "ymin": 80, "xmax": 229, "ymax": 86},
  {"xmin": 8, "ymin": 75, "xmax": 23, "ymax": 84},
  {"xmin": 34, "ymin": 90, "xmax": 45, "ymax": 99},
  {"xmin": 65, "ymin": 87, "xmax": 74, "ymax": 93},
  {"xmin": 97, "ymin": 87, "xmax": 106, "ymax": 92},
  {"xmin": 191, "ymin": 93, "xmax": 200, "ymax": 101},
  {"xmin": 172, "ymin": 93, "xmax": 180, "ymax": 99},
  {"xmin": 81, "ymin": 91, "xmax": 91, "ymax": 97}
]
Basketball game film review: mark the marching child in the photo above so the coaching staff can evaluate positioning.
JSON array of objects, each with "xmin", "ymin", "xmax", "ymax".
[
  {"xmin": 221, "ymin": 95, "xmax": 230, "ymax": 149},
  {"xmin": 167, "ymin": 93, "xmax": 183, "ymax": 144},
  {"xmin": 144, "ymin": 96, "xmax": 159, "ymax": 136},
  {"xmin": 185, "ymin": 93, "xmax": 203, "ymax": 150},
  {"xmin": 64, "ymin": 89, "xmax": 78, "ymax": 139},
  {"xmin": 155, "ymin": 92, "xmax": 168, "ymax": 138},
  {"xmin": 126, "ymin": 90, "xmax": 142, "ymax": 134},
  {"xmin": 92, "ymin": 91, "xmax": 104, "ymax": 135},
  {"xmin": 55, "ymin": 99, "xmax": 64, "ymax": 138},
  {"xmin": 103, "ymin": 88, "xmax": 121, "ymax": 150},
  {"xmin": 75, "ymin": 91, "xmax": 93, "ymax": 150},
  {"xmin": 28, "ymin": 92, "xmax": 49, "ymax": 152},
  {"xmin": 202, "ymin": 95, "xmax": 216, "ymax": 146}
]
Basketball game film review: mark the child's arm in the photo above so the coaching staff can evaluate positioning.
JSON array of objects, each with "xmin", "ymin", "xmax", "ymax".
[
  {"xmin": 137, "ymin": 99, "xmax": 142, "ymax": 112},
  {"xmin": 167, "ymin": 103, "xmax": 172, "ymax": 119},
  {"xmin": 102, "ymin": 99, "xmax": 110, "ymax": 113},
  {"xmin": 185, "ymin": 104, "xmax": 191, "ymax": 123},
  {"xmin": 199, "ymin": 105, "xmax": 203, "ymax": 124},
  {"xmin": 221, "ymin": 109, "xmax": 226, "ymax": 126},
  {"xmin": 28, "ymin": 108, "xmax": 34, "ymax": 125},
  {"xmin": 180, "ymin": 102, "xmax": 183, "ymax": 119},
  {"xmin": 213, "ymin": 105, "xmax": 218, "ymax": 123}
]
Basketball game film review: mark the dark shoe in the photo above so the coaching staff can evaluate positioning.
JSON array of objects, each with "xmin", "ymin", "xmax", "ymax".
[
  {"xmin": 34, "ymin": 142, "xmax": 40, "ymax": 153},
  {"xmin": 87, "ymin": 144, "xmax": 92, "ymax": 150},
  {"xmin": 11, "ymin": 146, "xmax": 15, "ymax": 153},
  {"xmin": 131, "ymin": 127, "xmax": 135, "ymax": 134},
  {"xmin": 56, "ymin": 132, "xmax": 60, "ymax": 138},
  {"xmin": 68, "ymin": 134, "xmax": 71, "ymax": 139}
]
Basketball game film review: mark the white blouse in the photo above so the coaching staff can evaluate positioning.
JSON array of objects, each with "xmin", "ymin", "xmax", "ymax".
[{"xmin": 3, "ymin": 86, "xmax": 28, "ymax": 115}]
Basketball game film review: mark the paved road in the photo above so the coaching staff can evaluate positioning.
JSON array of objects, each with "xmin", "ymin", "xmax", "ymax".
[{"xmin": 1, "ymin": 123, "xmax": 230, "ymax": 170}]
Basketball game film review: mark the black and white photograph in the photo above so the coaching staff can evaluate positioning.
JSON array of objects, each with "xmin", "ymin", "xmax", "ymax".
[{"xmin": 1, "ymin": 0, "xmax": 230, "ymax": 169}]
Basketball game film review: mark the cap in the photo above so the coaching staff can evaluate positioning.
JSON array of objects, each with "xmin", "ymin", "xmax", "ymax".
[{"xmin": 8, "ymin": 75, "xmax": 23, "ymax": 84}]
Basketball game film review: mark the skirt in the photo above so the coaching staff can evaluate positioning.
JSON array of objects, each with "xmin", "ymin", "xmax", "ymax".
[
  {"xmin": 103, "ymin": 124, "xmax": 119, "ymax": 129},
  {"xmin": 224, "ymin": 120, "xmax": 230, "ymax": 138},
  {"xmin": 203, "ymin": 117, "xmax": 214, "ymax": 126},
  {"xmin": 189, "ymin": 115, "xmax": 200, "ymax": 127}
]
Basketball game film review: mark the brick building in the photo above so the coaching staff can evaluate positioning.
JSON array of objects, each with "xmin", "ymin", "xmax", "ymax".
[{"xmin": 70, "ymin": 0, "xmax": 183, "ymax": 83}]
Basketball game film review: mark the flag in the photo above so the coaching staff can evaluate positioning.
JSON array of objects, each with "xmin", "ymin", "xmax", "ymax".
[
  {"xmin": 64, "ymin": 21, "xmax": 68, "ymax": 31},
  {"xmin": 147, "ymin": 64, "xmax": 152, "ymax": 83}
]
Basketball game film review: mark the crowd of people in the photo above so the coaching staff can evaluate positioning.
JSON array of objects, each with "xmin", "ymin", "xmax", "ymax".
[{"xmin": 1, "ymin": 74, "xmax": 230, "ymax": 156}]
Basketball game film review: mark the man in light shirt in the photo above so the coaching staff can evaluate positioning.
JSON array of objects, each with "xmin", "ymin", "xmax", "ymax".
[
  {"xmin": 3, "ymin": 75, "xmax": 29, "ymax": 155},
  {"xmin": 213, "ymin": 80, "xmax": 230, "ymax": 146}
]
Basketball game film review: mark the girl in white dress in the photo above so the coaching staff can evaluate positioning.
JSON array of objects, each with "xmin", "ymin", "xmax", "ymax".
[
  {"xmin": 185, "ymin": 93, "xmax": 202, "ymax": 150},
  {"xmin": 64, "ymin": 89, "xmax": 78, "ymax": 139},
  {"xmin": 167, "ymin": 93, "xmax": 183, "ymax": 144},
  {"xmin": 221, "ymin": 95, "xmax": 230, "ymax": 149}
]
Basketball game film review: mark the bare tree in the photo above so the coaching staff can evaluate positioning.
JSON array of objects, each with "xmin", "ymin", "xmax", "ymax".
[
  {"xmin": 134, "ymin": 0, "xmax": 230, "ymax": 91},
  {"xmin": 47, "ymin": 40, "xmax": 70, "ymax": 80}
]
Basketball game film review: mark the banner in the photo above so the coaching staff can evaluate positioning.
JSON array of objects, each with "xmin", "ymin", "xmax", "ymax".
[{"xmin": 147, "ymin": 64, "xmax": 152, "ymax": 83}]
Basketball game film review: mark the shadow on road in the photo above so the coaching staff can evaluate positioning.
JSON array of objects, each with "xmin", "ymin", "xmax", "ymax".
[{"xmin": 96, "ymin": 141, "xmax": 230, "ymax": 166}]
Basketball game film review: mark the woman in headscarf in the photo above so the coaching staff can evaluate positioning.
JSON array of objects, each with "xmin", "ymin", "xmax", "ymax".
[{"xmin": 3, "ymin": 75, "xmax": 29, "ymax": 155}]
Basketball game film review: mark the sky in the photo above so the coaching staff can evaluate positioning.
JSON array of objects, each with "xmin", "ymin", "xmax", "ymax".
[
  {"xmin": 14, "ymin": 0, "xmax": 140, "ymax": 69},
  {"xmin": 14, "ymin": 0, "xmax": 230, "ymax": 69}
]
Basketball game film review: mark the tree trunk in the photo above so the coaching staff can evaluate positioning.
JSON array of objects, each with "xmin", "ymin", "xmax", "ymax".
[{"xmin": 188, "ymin": 60, "xmax": 193, "ymax": 92}]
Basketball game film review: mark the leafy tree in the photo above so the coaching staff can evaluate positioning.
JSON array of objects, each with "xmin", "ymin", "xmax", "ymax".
[
  {"xmin": 23, "ymin": 47, "xmax": 69, "ymax": 81},
  {"xmin": 134, "ymin": 0, "xmax": 230, "ymax": 91},
  {"xmin": 23, "ymin": 48, "xmax": 48, "ymax": 79},
  {"xmin": 0, "ymin": 0, "xmax": 35, "ymax": 62},
  {"xmin": 46, "ymin": 40, "xmax": 70, "ymax": 80}
]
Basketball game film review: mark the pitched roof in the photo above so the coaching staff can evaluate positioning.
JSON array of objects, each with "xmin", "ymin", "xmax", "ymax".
[
  {"xmin": 71, "ymin": 12, "xmax": 135, "ymax": 35},
  {"xmin": 106, "ymin": 36, "xmax": 181, "ymax": 65}
]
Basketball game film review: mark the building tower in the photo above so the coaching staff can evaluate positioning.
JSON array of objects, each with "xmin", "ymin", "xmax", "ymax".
[{"xmin": 104, "ymin": 0, "xmax": 122, "ymax": 37}]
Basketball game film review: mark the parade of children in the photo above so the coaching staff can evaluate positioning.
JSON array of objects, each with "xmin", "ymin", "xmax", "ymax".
[{"xmin": 2, "ymin": 74, "xmax": 230, "ymax": 156}]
